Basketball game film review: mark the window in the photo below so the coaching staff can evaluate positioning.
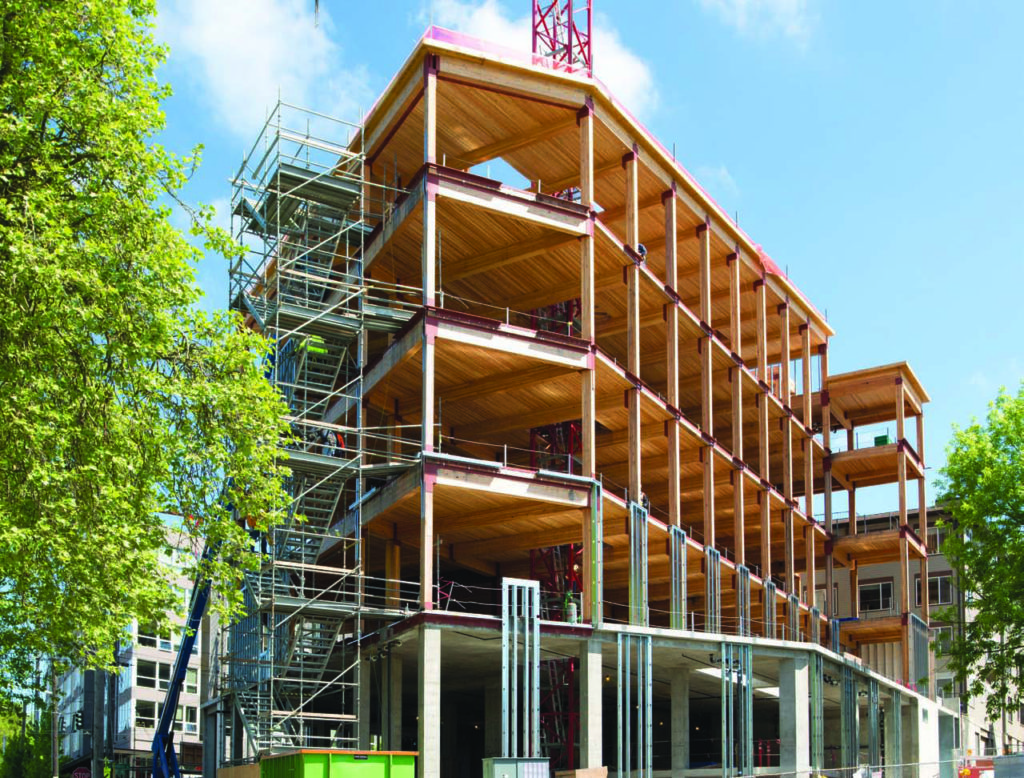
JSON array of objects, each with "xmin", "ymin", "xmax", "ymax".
[
  {"xmin": 138, "ymin": 622, "xmax": 172, "ymax": 651},
  {"xmin": 936, "ymin": 675, "xmax": 956, "ymax": 699},
  {"xmin": 815, "ymin": 584, "xmax": 839, "ymax": 615},
  {"xmin": 928, "ymin": 525, "xmax": 948, "ymax": 554},
  {"xmin": 135, "ymin": 700, "xmax": 156, "ymax": 729},
  {"xmin": 931, "ymin": 625, "xmax": 954, "ymax": 654},
  {"xmin": 859, "ymin": 581, "xmax": 893, "ymax": 612},
  {"xmin": 916, "ymin": 573, "xmax": 954, "ymax": 607},
  {"xmin": 138, "ymin": 660, "xmax": 171, "ymax": 690},
  {"xmin": 185, "ymin": 668, "xmax": 198, "ymax": 695},
  {"xmin": 184, "ymin": 706, "xmax": 198, "ymax": 734}
]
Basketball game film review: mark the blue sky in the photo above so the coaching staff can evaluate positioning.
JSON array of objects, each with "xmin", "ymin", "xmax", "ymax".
[{"xmin": 154, "ymin": 0, "xmax": 1024, "ymax": 515}]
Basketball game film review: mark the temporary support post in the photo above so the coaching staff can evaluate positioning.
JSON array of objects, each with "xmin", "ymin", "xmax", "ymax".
[
  {"xmin": 841, "ymin": 666, "xmax": 859, "ymax": 771},
  {"xmin": 664, "ymin": 187, "xmax": 681, "ymax": 526},
  {"xmin": 669, "ymin": 525, "xmax": 688, "ymax": 630},
  {"xmin": 787, "ymin": 594, "xmax": 800, "ymax": 641},
  {"xmin": 850, "ymin": 560, "xmax": 860, "ymax": 619},
  {"xmin": 624, "ymin": 147, "xmax": 642, "ymax": 503},
  {"xmin": 737, "ymin": 565, "xmax": 751, "ymax": 637},
  {"xmin": 629, "ymin": 501, "xmax": 649, "ymax": 627},
  {"xmin": 721, "ymin": 643, "xmax": 753, "ymax": 777},
  {"xmin": 763, "ymin": 581, "xmax": 777, "ymax": 640},
  {"xmin": 617, "ymin": 633, "xmax": 653, "ymax": 778},
  {"xmin": 885, "ymin": 690, "xmax": 903, "ymax": 778},
  {"xmin": 810, "ymin": 653, "xmax": 825, "ymax": 772},
  {"xmin": 704, "ymin": 547, "xmax": 721, "ymax": 633},
  {"xmin": 868, "ymin": 678, "xmax": 881, "ymax": 769},
  {"xmin": 502, "ymin": 578, "xmax": 541, "ymax": 758},
  {"xmin": 584, "ymin": 481, "xmax": 604, "ymax": 626}
]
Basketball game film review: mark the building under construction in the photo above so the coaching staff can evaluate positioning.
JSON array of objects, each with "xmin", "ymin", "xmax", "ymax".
[{"xmin": 213, "ymin": 11, "xmax": 956, "ymax": 778}]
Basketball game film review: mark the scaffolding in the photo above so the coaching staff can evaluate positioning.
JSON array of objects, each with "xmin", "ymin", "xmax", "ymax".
[{"xmin": 224, "ymin": 101, "xmax": 417, "ymax": 755}]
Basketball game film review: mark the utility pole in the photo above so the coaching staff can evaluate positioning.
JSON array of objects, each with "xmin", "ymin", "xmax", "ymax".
[
  {"xmin": 51, "ymin": 662, "xmax": 59, "ymax": 778},
  {"xmin": 91, "ymin": 668, "xmax": 104, "ymax": 778}
]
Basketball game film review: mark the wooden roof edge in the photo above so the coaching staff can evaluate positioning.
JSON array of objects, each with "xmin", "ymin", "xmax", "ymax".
[
  {"xmin": 828, "ymin": 361, "xmax": 931, "ymax": 405},
  {"xmin": 358, "ymin": 28, "xmax": 836, "ymax": 340}
]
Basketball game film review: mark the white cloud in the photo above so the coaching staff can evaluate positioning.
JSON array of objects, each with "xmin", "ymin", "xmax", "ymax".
[
  {"xmin": 158, "ymin": 0, "xmax": 375, "ymax": 139},
  {"xmin": 696, "ymin": 0, "xmax": 814, "ymax": 44},
  {"xmin": 422, "ymin": 0, "xmax": 658, "ymax": 117},
  {"xmin": 695, "ymin": 164, "xmax": 740, "ymax": 201}
]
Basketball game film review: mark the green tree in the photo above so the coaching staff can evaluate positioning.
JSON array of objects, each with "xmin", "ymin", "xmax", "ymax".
[
  {"xmin": 0, "ymin": 709, "xmax": 51, "ymax": 778},
  {"xmin": 0, "ymin": 0, "xmax": 291, "ymax": 692},
  {"xmin": 937, "ymin": 382, "xmax": 1024, "ymax": 720}
]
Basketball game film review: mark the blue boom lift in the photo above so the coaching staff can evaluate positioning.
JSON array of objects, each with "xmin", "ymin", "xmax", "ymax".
[{"xmin": 151, "ymin": 541, "xmax": 216, "ymax": 778}]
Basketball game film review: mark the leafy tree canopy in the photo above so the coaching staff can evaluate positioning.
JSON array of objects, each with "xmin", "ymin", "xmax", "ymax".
[
  {"xmin": 0, "ymin": 0, "xmax": 291, "ymax": 694},
  {"xmin": 937, "ymin": 382, "xmax": 1024, "ymax": 720}
]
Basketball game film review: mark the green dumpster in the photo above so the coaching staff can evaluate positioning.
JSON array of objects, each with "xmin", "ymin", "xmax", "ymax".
[{"xmin": 260, "ymin": 750, "xmax": 417, "ymax": 778}]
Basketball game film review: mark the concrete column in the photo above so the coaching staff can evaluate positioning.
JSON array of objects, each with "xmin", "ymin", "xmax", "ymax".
[
  {"xmin": 580, "ymin": 638, "xmax": 603, "ymax": 768},
  {"xmin": 483, "ymin": 681, "xmax": 502, "ymax": 757},
  {"xmin": 884, "ymin": 694, "xmax": 903, "ymax": 778},
  {"xmin": 359, "ymin": 659, "xmax": 373, "ymax": 749},
  {"xmin": 780, "ymin": 655, "xmax": 810, "ymax": 778},
  {"xmin": 383, "ymin": 655, "xmax": 403, "ymax": 750},
  {"xmin": 418, "ymin": 624, "xmax": 441, "ymax": 778},
  {"xmin": 671, "ymin": 667, "xmax": 690, "ymax": 776}
]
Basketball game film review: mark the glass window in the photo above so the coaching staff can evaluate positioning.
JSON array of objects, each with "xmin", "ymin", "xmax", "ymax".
[
  {"xmin": 936, "ymin": 675, "xmax": 955, "ymax": 699},
  {"xmin": 859, "ymin": 581, "xmax": 893, "ymax": 612},
  {"xmin": 185, "ymin": 668, "xmax": 198, "ymax": 695},
  {"xmin": 917, "ymin": 574, "xmax": 954, "ymax": 607},
  {"xmin": 931, "ymin": 625, "xmax": 954, "ymax": 654},
  {"xmin": 135, "ymin": 700, "xmax": 156, "ymax": 729},
  {"xmin": 137, "ymin": 660, "xmax": 157, "ymax": 688},
  {"xmin": 184, "ymin": 706, "xmax": 198, "ymax": 734},
  {"xmin": 928, "ymin": 525, "xmax": 948, "ymax": 553},
  {"xmin": 815, "ymin": 585, "xmax": 839, "ymax": 614}
]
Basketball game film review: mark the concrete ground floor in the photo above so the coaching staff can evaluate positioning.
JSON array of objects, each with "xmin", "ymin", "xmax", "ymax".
[{"xmin": 356, "ymin": 611, "xmax": 957, "ymax": 778}]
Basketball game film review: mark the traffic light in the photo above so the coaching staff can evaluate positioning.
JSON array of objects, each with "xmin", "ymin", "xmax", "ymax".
[{"xmin": 72, "ymin": 710, "xmax": 83, "ymax": 731}]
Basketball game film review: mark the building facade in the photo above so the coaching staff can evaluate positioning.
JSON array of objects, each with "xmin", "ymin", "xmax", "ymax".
[
  {"xmin": 213, "ymin": 22, "xmax": 955, "ymax": 778},
  {"xmin": 830, "ymin": 506, "xmax": 1024, "ymax": 758},
  {"xmin": 55, "ymin": 541, "xmax": 205, "ymax": 777}
]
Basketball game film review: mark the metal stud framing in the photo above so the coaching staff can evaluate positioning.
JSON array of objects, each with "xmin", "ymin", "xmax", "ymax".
[
  {"xmin": 669, "ymin": 526, "xmax": 688, "ymax": 631},
  {"xmin": 629, "ymin": 501, "xmax": 649, "ymax": 627},
  {"xmin": 588, "ymin": 481, "xmax": 604, "ymax": 626},
  {"xmin": 764, "ymin": 581, "xmax": 777, "ymax": 640},
  {"xmin": 831, "ymin": 618, "xmax": 842, "ymax": 653},
  {"xmin": 721, "ymin": 643, "xmax": 754, "ymax": 776},
  {"xmin": 502, "ymin": 578, "xmax": 541, "ymax": 758},
  {"xmin": 841, "ymin": 665, "xmax": 860, "ymax": 770},
  {"xmin": 704, "ymin": 547, "xmax": 721, "ymax": 634},
  {"xmin": 810, "ymin": 653, "xmax": 824, "ymax": 772},
  {"xmin": 736, "ymin": 566, "xmax": 751, "ymax": 637},
  {"xmin": 888, "ymin": 690, "xmax": 903, "ymax": 778},
  {"xmin": 787, "ymin": 594, "xmax": 800, "ymax": 641},
  {"xmin": 909, "ymin": 612, "xmax": 930, "ymax": 695},
  {"xmin": 809, "ymin": 606, "xmax": 821, "ymax": 645},
  {"xmin": 868, "ymin": 678, "xmax": 880, "ymax": 769},
  {"xmin": 617, "ymin": 633, "xmax": 653, "ymax": 778}
]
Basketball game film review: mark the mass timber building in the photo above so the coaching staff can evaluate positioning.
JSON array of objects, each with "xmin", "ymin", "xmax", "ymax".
[{"xmin": 219, "ymin": 24, "xmax": 955, "ymax": 778}]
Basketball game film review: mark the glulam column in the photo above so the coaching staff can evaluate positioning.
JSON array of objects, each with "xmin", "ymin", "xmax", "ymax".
[
  {"xmin": 728, "ymin": 251, "xmax": 744, "ymax": 564},
  {"xmin": 664, "ymin": 186, "xmax": 680, "ymax": 525},
  {"xmin": 624, "ymin": 146, "xmax": 641, "ymax": 503},
  {"xmin": 698, "ymin": 219, "xmax": 714, "ymax": 549}
]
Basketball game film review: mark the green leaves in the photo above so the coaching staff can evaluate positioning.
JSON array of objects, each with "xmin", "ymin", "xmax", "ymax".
[
  {"xmin": 0, "ymin": 0, "xmax": 290, "ymax": 695},
  {"xmin": 937, "ymin": 382, "xmax": 1024, "ymax": 720}
]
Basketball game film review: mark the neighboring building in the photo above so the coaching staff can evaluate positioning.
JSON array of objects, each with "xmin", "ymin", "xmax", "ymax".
[
  {"xmin": 54, "ymin": 541, "xmax": 206, "ymax": 777},
  {"xmin": 214, "ymin": 12, "xmax": 954, "ymax": 778},
  {"xmin": 831, "ymin": 506, "xmax": 1024, "ymax": 758}
]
